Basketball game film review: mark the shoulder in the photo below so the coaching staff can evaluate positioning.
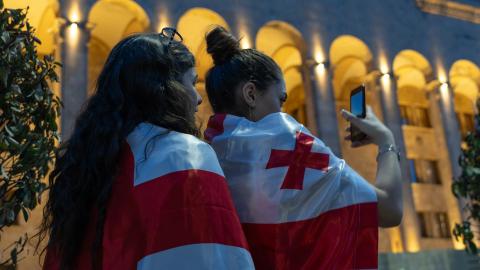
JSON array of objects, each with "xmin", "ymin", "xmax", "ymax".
[
  {"xmin": 127, "ymin": 123, "xmax": 224, "ymax": 186},
  {"xmin": 167, "ymin": 132, "xmax": 220, "ymax": 163}
]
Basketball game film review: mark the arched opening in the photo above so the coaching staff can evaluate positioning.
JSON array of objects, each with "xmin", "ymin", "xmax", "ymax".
[
  {"xmin": 449, "ymin": 60, "xmax": 479, "ymax": 138},
  {"xmin": 328, "ymin": 35, "xmax": 382, "ymax": 180},
  {"xmin": 393, "ymin": 50, "xmax": 433, "ymax": 129},
  {"xmin": 87, "ymin": 0, "xmax": 150, "ymax": 94},
  {"xmin": 177, "ymin": 7, "xmax": 229, "ymax": 129},
  {"xmin": 256, "ymin": 21, "xmax": 312, "ymax": 127},
  {"xmin": 393, "ymin": 50, "xmax": 461, "ymax": 250},
  {"xmin": 329, "ymin": 35, "xmax": 376, "ymax": 100}
]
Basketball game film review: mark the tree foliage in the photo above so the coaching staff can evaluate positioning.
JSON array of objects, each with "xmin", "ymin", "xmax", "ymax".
[
  {"xmin": 452, "ymin": 99, "xmax": 480, "ymax": 254},
  {"xmin": 0, "ymin": 0, "xmax": 60, "ymax": 266}
]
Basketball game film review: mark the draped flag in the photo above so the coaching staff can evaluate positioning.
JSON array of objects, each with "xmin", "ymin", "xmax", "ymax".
[
  {"xmin": 205, "ymin": 113, "xmax": 378, "ymax": 270},
  {"xmin": 44, "ymin": 123, "xmax": 254, "ymax": 270}
]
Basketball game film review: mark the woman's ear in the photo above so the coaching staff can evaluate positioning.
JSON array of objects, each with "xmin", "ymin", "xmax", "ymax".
[{"xmin": 241, "ymin": 82, "xmax": 257, "ymax": 108}]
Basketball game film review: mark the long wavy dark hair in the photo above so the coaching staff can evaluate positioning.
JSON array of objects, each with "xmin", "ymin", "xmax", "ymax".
[{"xmin": 37, "ymin": 32, "xmax": 197, "ymax": 270}]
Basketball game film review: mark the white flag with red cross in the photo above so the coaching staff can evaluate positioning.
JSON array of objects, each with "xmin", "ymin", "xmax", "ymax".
[
  {"xmin": 205, "ymin": 112, "xmax": 378, "ymax": 270},
  {"xmin": 44, "ymin": 123, "xmax": 255, "ymax": 270}
]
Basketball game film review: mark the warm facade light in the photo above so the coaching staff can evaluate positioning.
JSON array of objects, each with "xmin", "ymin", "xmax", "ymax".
[
  {"xmin": 70, "ymin": 22, "xmax": 79, "ymax": 30},
  {"xmin": 66, "ymin": 7, "xmax": 81, "ymax": 47},
  {"xmin": 70, "ymin": 9, "xmax": 79, "ymax": 23},
  {"xmin": 440, "ymin": 82, "xmax": 449, "ymax": 95},
  {"xmin": 234, "ymin": 14, "xmax": 251, "ymax": 49},
  {"xmin": 312, "ymin": 32, "xmax": 326, "ymax": 64},
  {"xmin": 314, "ymin": 51, "xmax": 326, "ymax": 66},
  {"xmin": 238, "ymin": 24, "xmax": 251, "ymax": 49},
  {"xmin": 314, "ymin": 62, "xmax": 326, "ymax": 76},
  {"xmin": 379, "ymin": 55, "xmax": 389, "ymax": 75},
  {"xmin": 239, "ymin": 34, "xmax": 251, "ymax": 49},
  {"xmin": 437, "ymin": 62, "xmax": 447, "ymax": 84},
  {"xmin": 157, "ymin": 8, "xmax": 171, "ymax": 32},
  {"xmin": 381, "ymin": 72, "xmax": 391, "ymax": 86}
]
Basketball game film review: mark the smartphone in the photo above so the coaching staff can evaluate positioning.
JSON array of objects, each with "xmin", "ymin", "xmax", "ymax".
[{"xmin": 350, "ymin": 85, "xmax": 367, "ymax": 142}]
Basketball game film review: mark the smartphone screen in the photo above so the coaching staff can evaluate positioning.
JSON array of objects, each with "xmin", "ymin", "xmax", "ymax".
[{"xmin": 350, "ymin": 85, "xmax": 366, "ymax": 141}]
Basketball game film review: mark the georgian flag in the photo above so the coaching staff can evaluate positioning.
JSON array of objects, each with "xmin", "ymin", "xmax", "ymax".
[
  {"xmin": 205, "ymin": 113, "xmax": 378, "ymax": 270},
  {"xmin": 44, "ymin": 123, "xmax": 255, "ymax": 270}
]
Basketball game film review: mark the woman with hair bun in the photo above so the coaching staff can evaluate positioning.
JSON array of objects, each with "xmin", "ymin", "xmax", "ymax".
[
  {"xmin": 39, "ymin": 29, "xmax": 254, "ymax": 270},
  {"xmin": 204, "ymin": 26, "xmax": 403, "ymax": 270}
]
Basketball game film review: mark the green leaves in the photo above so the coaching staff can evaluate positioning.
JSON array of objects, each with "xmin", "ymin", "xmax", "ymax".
[
  {"xmin": 2, "ymin": 234, "xmax": 27, "ymax": 267},
  {"xmin": 0, "ymin": 65, "xmax": 8, "ymax": 87},
  {"xmin": 0, "ymin": 1, "xmax": 60, "ymax": 266},
  {"xmin": 453, "ymin": 222, "xmax": 477, "ymax": 254},
  {"xmin": 452, "ymin": 99, "xmax": 480, "ymax": 254},
  {"xmin": 9, "ymin": 248, "xmax": 17, "ymax": 266},
  {"xmin": 21, "ymin": 207, "xmax": 28, "ymax": 222}
]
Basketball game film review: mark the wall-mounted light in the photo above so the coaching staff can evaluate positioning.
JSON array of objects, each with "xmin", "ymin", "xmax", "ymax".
[
  {"xmin": 440, "ymin": 82, "xmax": 449, "ymax": 93},
  {"xmin": 379, "ymin": 71, "xmax": 393, "ymax": 97},
  {"xmin": 306, "ymin": 59, "xmax": 330, "ymax": 69},
  {"xmin": 58, "ymin": 17, "xmax": 94, "ymax": 30},
  {"xmin": 380, "ymin": 71, "xmax": 393, "ymax": 88},
  {"xmin": 381, "ymin": 71, "xmax": 393, "ymax": 80},
  {"xmin": 437, "ymin": 82, "xmax": 451, "ymax": 108},
  {"xmin": 57, "ymin": 16, "xmax": 94, "ymax": 48},
  {"xmin": 305, "ymin": 58, "xmax": 330, "ymax": 84}
]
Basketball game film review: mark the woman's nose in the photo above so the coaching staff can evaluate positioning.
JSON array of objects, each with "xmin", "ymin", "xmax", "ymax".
[{"xmin": 197, "ymin": 93, "xmax": 203, "ymax": 105}]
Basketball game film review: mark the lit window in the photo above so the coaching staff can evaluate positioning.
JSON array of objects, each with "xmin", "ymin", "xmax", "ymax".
[
  {"xmin": 400, "ymin": 105, "xmax": 431, "ymax": 127},
  {"xmin": 418, "ymin": 212, "xmax": 451, "ymax": 239},
  {"xmin": 409, "ymin": 159, "xmax": 441, "ymax": 184}
]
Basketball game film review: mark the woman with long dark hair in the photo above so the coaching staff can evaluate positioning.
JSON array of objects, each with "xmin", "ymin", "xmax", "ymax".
[
  {"xmin": 39, "ymin": 29, "xmax": 254, "ymax": 270},
  {"xmin": 204, "ymin": 26, "xmax": 403, "ymax": 269}
]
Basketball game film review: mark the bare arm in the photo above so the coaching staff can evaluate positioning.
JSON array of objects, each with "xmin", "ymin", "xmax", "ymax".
[{"xmin": 341, "ymin": 107, "xmax": 403, "ymax": 227}]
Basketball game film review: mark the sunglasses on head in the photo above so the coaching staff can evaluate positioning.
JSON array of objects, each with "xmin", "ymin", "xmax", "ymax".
[{"xmin": 160, "ymin": 27, "xmax": 184, "ymax": 48}]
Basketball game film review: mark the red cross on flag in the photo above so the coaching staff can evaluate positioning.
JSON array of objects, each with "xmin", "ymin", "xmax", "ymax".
[
  {"xmin": 206, "ymin": 113, "xmax": 378, "ymax": 270},
  {"xmin": 266, "ymin": 131, "xmax": 330, "ymax": 190}
]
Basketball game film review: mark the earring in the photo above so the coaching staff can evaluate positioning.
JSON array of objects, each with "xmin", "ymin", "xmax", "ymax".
[{"xmin": 248, "ymin": 106, "xmax": 254, "ymax": 121}]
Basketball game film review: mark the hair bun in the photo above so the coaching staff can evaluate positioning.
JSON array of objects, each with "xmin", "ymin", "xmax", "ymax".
[{"xmin": 206, "ymin": 26, "xmax": 241, "ymax": 65}]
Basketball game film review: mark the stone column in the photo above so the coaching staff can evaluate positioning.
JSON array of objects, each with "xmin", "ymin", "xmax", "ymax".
[
  {"xmin": 377, "ymin": 75, "xmax": 422, "ymax": 252},
  {"xmin": 435, "ymin": 84, "xmax": 465, "ymax": 249},
  {"xmin": 308, "ymin": 64, "xmax": 342, "ymax": 157},
  {"xmin": 59, "ymin": 0, "xmax": 90, "ymax": 139},
  {"xmin": 437, "ymin": 85, "xmax": 462, "ymax": 182}
]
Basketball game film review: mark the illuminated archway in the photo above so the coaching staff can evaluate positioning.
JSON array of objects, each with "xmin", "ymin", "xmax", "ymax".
[
  {"xmin": 449, "ymin": 59, "xmax": 479, "ymax": 137},
  {"xmin": 393, "ymin": 50, "xmax": 432, "ymax": 127},
  {"xmin": 87, "ymin": 0, "xmax": 150, "ymax": 94},
  {"xmin": 329, "ymin": 35, "xmax": 374, "ymax": 100},
  {"xmin": 256, "ymin": 21, "xmax": 309, "ymax": 125},
  {"xmin": 329, "ymin": 35, "xmax": 403, "ymax": 252},
  {"xmin": 177, "ymin": 8, "xmax": 230, "ymax": 128},
  {"xmin": 393, "ymin": 50, "xmax": 432, "ymax": 91},
  {"xmin": 328, "ymin": 35, "xmax": 381, "ymax": 163}
]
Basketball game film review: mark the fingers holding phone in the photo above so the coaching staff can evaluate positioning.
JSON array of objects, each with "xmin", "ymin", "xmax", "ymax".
[
  {"xmin": 341, "ymin": 85, "xmax": 394, "ymax": 147},
  {"xmin": 349, "ymin": 85, "xmax": 367, "ymax": 143}
]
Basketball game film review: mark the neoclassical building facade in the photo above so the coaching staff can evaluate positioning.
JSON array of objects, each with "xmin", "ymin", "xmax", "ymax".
[{"xmin": 3, "ymin": 0, "xmax": 480, "ymax": 268}]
